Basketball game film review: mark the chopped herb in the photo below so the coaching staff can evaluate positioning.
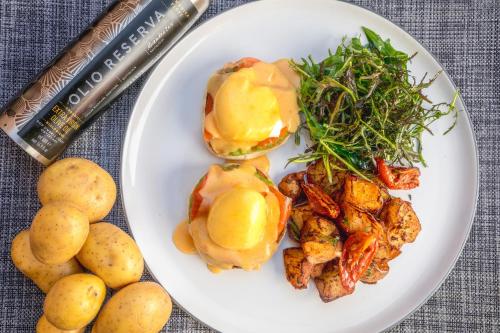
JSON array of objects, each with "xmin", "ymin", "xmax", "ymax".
[
  {"xmin": 289, "ymin": 220, "xmax": 301, "ymax": 241},
  {"xmin": 289, "ymin": 27, "xmax": 458, "ymax": 179},
  {"xmin": 343, "ymin": 217, "xmax": 350, "ymax": 225},
  {"xmin": 254, "ymin": 170, "xmax": 274, "ymax": 186},
  {"xmin": 330, "ymin": 235, "xmax": 340, "ymax": 246},
  {"xmin": 221, "ymin": 163, "xmax": 240, "ymax": 171}
]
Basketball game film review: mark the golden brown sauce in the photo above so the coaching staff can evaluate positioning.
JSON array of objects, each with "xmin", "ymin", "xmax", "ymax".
[
  {"xmin": 172, "ymin": 220, "xmax": 197, "ymax": 255},
  {"xmin": 226, "ymin": 155, "xmax": 270, "ymax": 174}
]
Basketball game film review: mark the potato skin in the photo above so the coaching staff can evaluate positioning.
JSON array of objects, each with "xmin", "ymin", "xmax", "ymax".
[
  {"xmin": 38, "ymin": 158, "xmax": 117, "ymax": 222},
  {"xmin": 342, "ymin": 175, "xmax": 389, "ymax": 213},
  {"xmin": 338, "ymin": 202, "xmax": 376, "ymax": 234},
  {"xmin": 30, "ymin": 202, "xmax": 89, "ymax": 265},
  {"xmin": 36, "ymin": 315, "xmax": 85, "ymax": 333},
  {"xmin": 380, "ymin": 198, "xmax": 421, "ymax": 249},
  {"xmin": 300, "ymin": 217, "xmax": 342, "ymax": 265},
  {"xmin": 11, "ymin": 230, "xmax": 83, "ymax": 293},
  {"xmin": 77, "ymin": 222, "xmax": 144, "ymax": 289},
  {"xmin": 314, "ymin": 260, "xmax": 352, "ymax": 302},
  {"xmin": 44, "ymin": 274, "xmax": 106, "ymax": 330},
  {"xmin": 306, "ymin": 160, "xmax": 346, "ymax": 196},
  {"xmin": 283, "ymin": 247, "xmax": 313, "ymax": 289},
  {"xmin": 92, "ymin": 282, "xmax": 172, "ymax": 333},
  {"xmin": 360, "ymin": 259, "xmax": 389, "ymax": 284}
]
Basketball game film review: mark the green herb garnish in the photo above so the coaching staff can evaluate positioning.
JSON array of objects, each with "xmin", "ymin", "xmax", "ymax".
[
  {"xmin": 254, "ymin": 170, "xmax": 273, "ymax": 186},
  {"xmin": 289, "ymin": 220, "xmax": 301, "ymax": 241},
  {"xmin": 221, "ymin": 163, "xmax": 240, "ymax": 171},
  {"xmin": 289, "ymin": 27, "xmax": 458, "ymax": 180}
]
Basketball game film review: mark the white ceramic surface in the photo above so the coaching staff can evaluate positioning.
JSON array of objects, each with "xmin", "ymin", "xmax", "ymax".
[{"xmin": 121, "ymin": 1, "xmax": 478, "ymax": 332}]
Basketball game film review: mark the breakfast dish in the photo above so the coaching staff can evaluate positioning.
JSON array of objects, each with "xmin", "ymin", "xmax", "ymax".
[
  {"xmin": 175, "ymin": 163, "xmax": 291, "ymax": 272},
  {"xmin": 203, "ymin": 58, "xmax": 300, "ymax": 159},
  {"xmin": 180, "ymin": 27, "xmax": 440, "ymax": 284},
  {"xmin": 121, "ymin": 1, "xmax": 477, "ymax": 332}
]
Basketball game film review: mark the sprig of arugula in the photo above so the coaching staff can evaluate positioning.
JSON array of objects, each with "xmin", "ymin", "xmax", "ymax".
[{"xmin": 289, "ymin": 27, "xmax": 458, "ymax": 181}]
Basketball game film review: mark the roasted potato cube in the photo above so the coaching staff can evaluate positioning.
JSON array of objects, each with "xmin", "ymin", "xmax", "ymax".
[
  {"xmin": 311, "ymin": 263, "xmax": 326, "ymax": 278},
  {"xmin": 283, "ymin": 247, "xmax": 314, "ymax": 289},
  {"xmin": 360, "ymin": 259, "xmax": 389, "ymax": 284},
  {"xmin": 306, "ymin": 160, "xmax": 347, "ymax": 195},
  {"xmin": 380, "ymin": 198, "xmax": 421, "ymax": 249},
  {"xmin": 314, "ymin": 260, "xmax": 352, "ymax": 302},
  {"xmin": 339, "ymin": 205, "xmax": 400, "ymax": 261},
  {"xmin": 301, "ymin": 215, "xmax": 338, "ymax": 236},
  {"xmin": 290, "ymin": 204, "xmax": 314, "ymax": 231},
  {"xmin": 342, "ymin": 175, "xmax": 389, "ymax": 213},
  {"xmin": 338, "ymin": 202, "xmax": 377, "ymax": 234},
  {"xmin": 288, "ymin": 203, "xmax": 315, "ymax": 242},
  {"xmin": 369, "ymin": 220, "xmax": 401, "ymax": 261},
  {"xmin": 300, "ymin": 217, "xmax": 342, "ymax": 265},
  {"xmin": 278, "ymin": 172, "xmax": 305, "ymax": 202}
]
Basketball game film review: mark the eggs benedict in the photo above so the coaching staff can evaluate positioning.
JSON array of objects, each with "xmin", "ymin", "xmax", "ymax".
[
  {"xmin": 203, "ymin": 58, "xmax": 300, "ymax": 159},
  {"xmin": 178, "ymin": 163, "xmax": 291, "ymax": 272}
]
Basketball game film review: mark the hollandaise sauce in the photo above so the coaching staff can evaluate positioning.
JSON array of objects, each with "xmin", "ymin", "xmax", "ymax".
[
  {"xmin": 173, "ymin": 220, "xmax": 197, "ymax": 255},
  {"xmin": 204, "ymin": 59, "xmax": 300, "ymax": 157},
  {"xmin": 227, "ymin": 155, "xmax": 270, "ymax": 175}
]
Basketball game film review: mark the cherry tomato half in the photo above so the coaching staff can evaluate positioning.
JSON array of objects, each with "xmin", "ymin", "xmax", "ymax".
[
  {"xmin": 376, "ymin": 158, "xmax": 420, "ymax": 190},
  {"xmin": 339, "ymin": 232, "xmax": 378, "ymax": 292}
]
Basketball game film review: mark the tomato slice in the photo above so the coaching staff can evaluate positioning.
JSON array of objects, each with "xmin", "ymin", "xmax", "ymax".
[
  {"xmin": 339, "ymin": 232, "xmax": 378, "ymax": 292},
  {"xmin": 188, "ymin": 174, "xmax": 208, "ymax": 222},
  {"xmin": 204, "ymin": 93, "xmax": 214, "ymax": 115},
  {"xmin": 301, "ymin": 183, "xmax": 340, "ymax": 219},
  {"xmin": 254, "ymin": 127, "xmax": 288, "ymax": 149},
  {"xmin": 234, "ymin": 57, "xmax": 260, "ymax": 70},
  {"xmin": 376, "ymin": 158, "xmax": 420, "ymax": 190},
  {"xmin": 269, "ymin": 185, "xmax": 292, "ymax": 238}
]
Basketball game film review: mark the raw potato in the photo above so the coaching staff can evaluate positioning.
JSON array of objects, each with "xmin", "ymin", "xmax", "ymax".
[
  {"xmin": 77, "ymin": 222, "xmax": 144, "ymax": 289},
  {"xmin": 38, "ymin": 158, "xmax": 117, "ymax": 222},
  {"xmin": 30, "ymin": 202, "xmax": 89, "ymax": 265},
  {"xmin": 92, "ymin": 281, "xmax": 172, "ymax": 333},
  {"xmin": 11, "ymin": 230, "xmax": 83, "ymax": 293},
  {"xmin": 44, "ymin": 273, "xmax": 106, "ymax": 330},
  {"xmin": 36, "ymin": 315, "xmax": 85, "ymax": 333}
]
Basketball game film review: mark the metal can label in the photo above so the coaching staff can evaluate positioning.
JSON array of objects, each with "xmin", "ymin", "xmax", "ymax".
[{"xmin": 1, "ymin": 0, "xmax": 201, "ymax": 164}]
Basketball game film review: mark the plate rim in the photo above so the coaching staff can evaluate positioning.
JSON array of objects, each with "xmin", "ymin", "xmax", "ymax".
[{"xmin": 120, "ymin": 0, "xmax": 479, "ymax": 332}]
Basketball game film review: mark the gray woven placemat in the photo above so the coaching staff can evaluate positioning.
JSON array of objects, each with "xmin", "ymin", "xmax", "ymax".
[{"xmin": 0, "ymin": 0, "xmax": 498, "ymax": 332}]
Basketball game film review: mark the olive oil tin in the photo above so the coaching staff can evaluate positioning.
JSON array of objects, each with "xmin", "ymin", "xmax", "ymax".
[{"xmin": 0, "ymin": 0, "xmax": 209, "ymax": 165}]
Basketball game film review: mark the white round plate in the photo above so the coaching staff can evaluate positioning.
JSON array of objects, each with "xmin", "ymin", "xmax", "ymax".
[{"xmin": 121, "ymin": 1, "xmax": 478, "ymax": 332}]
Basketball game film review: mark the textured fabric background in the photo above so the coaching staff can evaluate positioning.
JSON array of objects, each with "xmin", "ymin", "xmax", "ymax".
[{"xmin": 0, "ymin": 0, "xmax": 498, "ymax": 332}]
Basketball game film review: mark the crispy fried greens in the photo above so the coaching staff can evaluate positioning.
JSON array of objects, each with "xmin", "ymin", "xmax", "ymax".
[{"xmin": 289, "ymin": 27, "xmax": 458, "ymax": 180}]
